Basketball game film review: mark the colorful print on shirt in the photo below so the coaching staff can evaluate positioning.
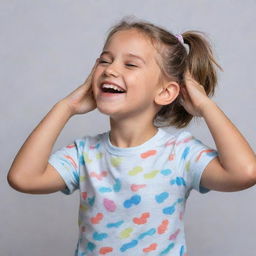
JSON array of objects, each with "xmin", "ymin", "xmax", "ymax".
[{"xmin": 49, "ymin": 128, "xmax": 217, "ymax": 255}]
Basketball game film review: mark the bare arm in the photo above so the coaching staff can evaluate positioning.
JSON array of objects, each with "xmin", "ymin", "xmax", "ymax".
[
  {"xmin": 7, "ymin": 61, "xmax": 98, "ymax": 194},
  {"xmin": 181, "ymin": 73, "xmax": 256, "ymax": 192},
  {"xmin": 7, "ymin": 101, "xmax": 73, "ymax": 194},
  {"xmin": 200, "ymin": 101, "xmax": 256, "ymax": 191}
]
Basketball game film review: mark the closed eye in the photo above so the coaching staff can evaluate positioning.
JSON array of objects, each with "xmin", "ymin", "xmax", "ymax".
[
  {"xmin": 99, "ymin": 60, "xmax": 110, "ymax": 64},
  {"xmin": 125, "ymin": 64, "xmax": 137, "ymax": 67},
  {"xmin": 98, "ymin": 59, "xmax": 137, "ymax": 67}
]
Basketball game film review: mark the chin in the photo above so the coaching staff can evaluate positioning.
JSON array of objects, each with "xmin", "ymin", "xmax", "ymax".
[
  {"xmin": 96, "ymin": 104, "xmax": 114, "ymax": 116},
  {"xmin": 97, "ymin": 105, "xmax": 125, "ymax": 120}
]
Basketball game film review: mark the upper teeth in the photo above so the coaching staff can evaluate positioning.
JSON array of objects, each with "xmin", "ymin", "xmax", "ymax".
[{"xmin": 102, "ymin": 84, "xmax": 125, "ymax": 92}]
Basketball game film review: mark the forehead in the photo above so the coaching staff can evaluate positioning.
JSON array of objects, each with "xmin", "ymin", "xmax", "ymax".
[{"xmin": 103, "ymin": 29, "xmax": 159, "ymax": 62}]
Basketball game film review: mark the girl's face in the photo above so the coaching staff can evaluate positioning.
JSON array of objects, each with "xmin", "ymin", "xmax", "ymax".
[{"xmin": 92, "ymin": 29, "xmax": 164, "ymax": 120}]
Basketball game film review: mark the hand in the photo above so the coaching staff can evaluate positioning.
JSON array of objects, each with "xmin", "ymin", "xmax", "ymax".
[
  {"xmin": 61, "ymin": 60, "xmax": 99, "ymax": 116},
  {"xmin": 180, "ymin": 72, "xmax": 213, "ymax": 117}
]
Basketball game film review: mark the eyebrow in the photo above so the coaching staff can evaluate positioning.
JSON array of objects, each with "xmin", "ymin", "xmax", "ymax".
[{"xmin": 100, "ymin": 51, "xmax": 146, "ymax": 64}]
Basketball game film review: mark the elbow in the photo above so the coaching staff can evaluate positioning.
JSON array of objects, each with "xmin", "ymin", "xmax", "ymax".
[
  {"xmin": 7, "ymin": 171, "xmax": 21, "ymax": 192},
  {"xmin": 7, "ymin": 170, "xmax": 47, "ymax": 194},
  {"xmin": 243, "ymin": 162, "xmax": 256, "ymax": 188},
  {"xmin": 7, "ymin": 171, "xmax": 28, "ymax": 193}
]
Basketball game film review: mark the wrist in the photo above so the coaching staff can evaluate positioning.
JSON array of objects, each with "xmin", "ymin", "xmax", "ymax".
[
  {"xmin": 199, "ymin": 99, "xmax": 217, "ymax": 117},
  {"xmin": 55, "ymin": 100, "xmax": 75, "ymax": 118}
]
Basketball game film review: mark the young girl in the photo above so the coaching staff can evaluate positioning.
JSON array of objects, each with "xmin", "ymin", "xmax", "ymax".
[{"xmin": 8, "ymin": 18, "xmax": 256, "ymax": 256}]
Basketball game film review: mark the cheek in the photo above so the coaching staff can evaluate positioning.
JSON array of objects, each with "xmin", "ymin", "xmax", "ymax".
[
  {"xmin": 144, "ymin": 72, "xmax": 160, "ymax": 89},
  {"xmin": 92, "ymin": 68, "xmax": 101, "ymax": 85}
]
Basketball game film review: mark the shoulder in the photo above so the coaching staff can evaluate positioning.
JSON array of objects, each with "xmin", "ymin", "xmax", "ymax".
[
  {"xmin": 174, "ymin": 130, "xmax": 194, "ymax": 141},
  {"xmin": 162, "ymin": 129, "xmax": 196, "ymax": 146},
  {"xmin": 163, "ymin": 129, "xmax": 211, "ymax": 159},
  {"xmin": 73, "ymin": 131, "xmax": 107, "ymax": 151}
]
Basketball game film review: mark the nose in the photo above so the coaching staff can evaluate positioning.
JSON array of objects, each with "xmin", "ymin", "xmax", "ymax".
[{"xmin": 103, "ymin": 62, "xmax": 119, "ymax": 77}]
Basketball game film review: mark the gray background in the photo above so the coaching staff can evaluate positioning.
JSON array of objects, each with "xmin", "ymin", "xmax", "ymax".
[{"xmin": 1, "ymin": 0, "xmax": 256, "ymax": 255}]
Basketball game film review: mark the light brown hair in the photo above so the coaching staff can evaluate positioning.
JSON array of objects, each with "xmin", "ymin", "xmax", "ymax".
[{"xmin": 103, "ymin": 17, "xmax": 222, "ymax": 128}]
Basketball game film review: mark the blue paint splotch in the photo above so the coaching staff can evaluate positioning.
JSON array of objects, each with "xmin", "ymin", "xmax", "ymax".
[
  {"xmin": 163, "ymin": 198, "xmax": 183, "ymax": 215},
  {"xmin": 123, "ymin": 195, "xmax": 141, "ymax": 208},
  {"xmin": 99, "ymin": 187, "xmax": 112, "ymax": 193},
  {"xmin": 87, "ymin": 242, "xmax": 96, "ymax": 252},
  {"xmin": 170, "ymin": 177, "xmax": 186, "ymax": 186},
  {"xmin": 113, "ymin": 178, "xmax": 121, "ymax": 192},
  {"xmin": 137, "ymin": 228, "xmax": 156, "ymax": 240},
  {"xmin": 106, "ymin": 220, "xmax": 124, "ymax": 228},
  {"xmin": 160, "ymin": 169, "xmax": 172, "ymax": 176},
  {"xmin": 79, "ymin": 155, "xmax": 85, "ymax": 165},
  {"xmin": 120, "ymin": 239, "xmax": 138, "ymax": 252},
  {"xmin": 92, "ymin": 231, "xmax": 108, "ymax": 241},
  {"xmin": 180, "ymin": 245, "xmax": 185, "ymax": 256},
  {"xmin": 155, "ymin": 192, "xmax": 169, "ymax": 203},
  {"xmin": 88, "ymin": 196, "xmax": 95, "ymax": 206},
  {"xmin": 159, "ymin": 242, "xmax": 175, "ymax": 255},
  {"xmin": 79, "ymin": 141, "xmax": 85, "ymax": 148},
  {"xmin": 182, "ymin": 147, "xmax": 190, "ymax": 160}
]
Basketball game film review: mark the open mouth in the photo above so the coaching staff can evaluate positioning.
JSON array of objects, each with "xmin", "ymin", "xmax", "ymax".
[{"xmin": 101, "ymin": 84, "xmax": 126, "ymax": 94}]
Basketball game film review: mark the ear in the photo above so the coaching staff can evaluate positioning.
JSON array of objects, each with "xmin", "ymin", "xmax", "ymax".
[{"xmin": 154, "ymin": 81, "xmax": 180, "ymax": 106}]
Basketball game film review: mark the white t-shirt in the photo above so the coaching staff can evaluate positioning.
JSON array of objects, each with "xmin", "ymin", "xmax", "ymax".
[{"xmin": 48, "ymin": 128, "xmax": 218, "ymax": 256}]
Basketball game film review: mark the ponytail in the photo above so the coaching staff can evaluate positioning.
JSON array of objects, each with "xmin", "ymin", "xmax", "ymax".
[
  {"xmin": 155, "ymin": 31, "xmax": 223, "ymax": 128},
  {"xmin": 182, "ymin": 31, "xmax": 223, "ymax": 96}
]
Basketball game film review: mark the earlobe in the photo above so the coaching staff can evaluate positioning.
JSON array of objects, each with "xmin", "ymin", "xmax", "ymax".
[{"xmin": 155, "ymin": 82, "xmax": 180, "ymax": 106}]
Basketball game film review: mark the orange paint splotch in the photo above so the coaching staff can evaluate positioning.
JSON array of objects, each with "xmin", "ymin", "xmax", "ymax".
[
  {"xmin": 133, "ymin": 212, "xmax": 150, "ymax": 225},
  {"xmin": 64, "ymin": 155, "xmax": 78, "ymax": 169},
  {"xmin": 90, "ymin": 171, "xmax": 108, "ymax": 180},
  {"xmin": 131, "ymin": 184, "xmax": 146, "ymax": 192},
  {"xmin": 143, "ymin": 243, "xmax": 158, "ymax": 253},
  {"xmin": 99, "ymin": 247, "xmax": 113, "ymax": 254},
  {"xmin": 140, "ymin": 150, "xmax": 157, "ymax": 159},
  {"xmin": 66, "ymin": 144, "xmax": 75, "ymax": 148},
  {"xmin": 81, "ymin": 192, "xmax": 87, "ymax": 200},
  {"xmin": 196, "ymin": 149, "xmax": 215, "ymax": 162},
  {"xmin": 169, "ymin": 154, "xmax": 175, "ymax": 161},
  {"xmin": 157, "ymin": 219, "xmax": 169, "ymax": 234},
  {"xmin": 90, "ymin": 213, "xmax": 104, "ymax": 224}
]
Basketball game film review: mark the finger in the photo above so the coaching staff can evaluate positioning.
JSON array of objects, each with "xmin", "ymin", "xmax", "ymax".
[
  {"xmin": 87, "ymin": 59, "xmax": 99, "ymax": 76},
  {"xmin": 179, "ymin": 86, "xmax": 189, "ymax": 105},
  {"xmin": 83, "ymin": 61, "xmax": 98, "ymax": 84},
  {"xmin": 89, "ymin": 61, "xmax": 98, "ymax": 75},
  {"xmin": 92, "ymin": 58, "xmax": 99, "ymax": 69},
  {"xmin": 180, "ymin": 86, "xmax": 189, "ymax": 97},
  {"xmin": 184, "ymin": 71, "xmax": 193, "ymax": 81}
]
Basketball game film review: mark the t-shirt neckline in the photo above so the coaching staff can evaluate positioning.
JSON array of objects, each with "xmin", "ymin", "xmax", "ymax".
[{"xmin": 102, "ymin": 127, "xmax": 167, "ymax": 156}]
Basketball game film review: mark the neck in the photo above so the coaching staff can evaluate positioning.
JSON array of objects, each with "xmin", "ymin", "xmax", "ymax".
[{"xmin": 109, "ymin": 117, "xmax": 158, "ymax": 148}]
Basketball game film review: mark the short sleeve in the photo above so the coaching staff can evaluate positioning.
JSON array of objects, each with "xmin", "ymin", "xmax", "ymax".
[
  {"xmin": 175, "ymin": 131, "xmax": 218, "ymax": 194},
  {"xmin": 48, "ymin": 139, "xmax": 83, "ymax": 195}
]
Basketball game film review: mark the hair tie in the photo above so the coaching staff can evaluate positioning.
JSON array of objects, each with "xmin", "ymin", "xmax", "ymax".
[
  {"xmin": 175, "ymin": 34, "xmax": 184, "ymax": 44},
  {"xmin": 175, "ymin": 34, "xmax": 189, "ymax": 54}
]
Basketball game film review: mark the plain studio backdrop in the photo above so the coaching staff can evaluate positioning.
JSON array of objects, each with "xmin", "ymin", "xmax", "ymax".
[{"xmin": 1, "ymin": 1, "xmax": 256, "ymax": 255}]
